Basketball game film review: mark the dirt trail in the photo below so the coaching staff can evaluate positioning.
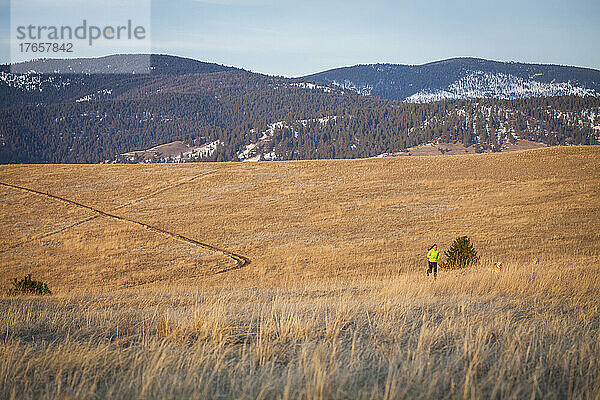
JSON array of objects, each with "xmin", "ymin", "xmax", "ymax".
[
  {"xmin": 1, "ymin": 171, "xmax": 215, "ymax": 253},
  {"xmin": 111, "ymin": 171, "xmax": 216, "ymax": 211},
  {"xmin": 0, "ymin": 179, "xmax": 250, "ymax": 272}
]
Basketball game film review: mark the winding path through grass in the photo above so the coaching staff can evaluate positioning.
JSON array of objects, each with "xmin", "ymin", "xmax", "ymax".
[{"xmin": 0, "ymin": 177, "xmax": 250, "ymax": 273}]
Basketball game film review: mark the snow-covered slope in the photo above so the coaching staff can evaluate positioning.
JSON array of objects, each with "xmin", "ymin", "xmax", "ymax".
[
  {"xmin": 237, "ymin": 116, "xmax": 345, "ymax": 161},
  {"xmin": 0, "ymin": 70, "xmax": 73, "ymax": 92},
  {"xmin": 405, "ymin": 70, "xmax": 599, "ymax": 103},
  {"xmin": 303, "ymin": 58, "xmax": 600, "ymax": 103}
]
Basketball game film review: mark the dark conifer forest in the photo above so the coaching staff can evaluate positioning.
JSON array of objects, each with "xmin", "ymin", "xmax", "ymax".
[{"xmin": 1, "ymin": 55, "xmax": 598, "ymax": 163}]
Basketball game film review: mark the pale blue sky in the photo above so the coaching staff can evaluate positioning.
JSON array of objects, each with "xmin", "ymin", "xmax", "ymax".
[{"xmin": 1, "ymin": 0, "xmax": 599, "ymax": 76}]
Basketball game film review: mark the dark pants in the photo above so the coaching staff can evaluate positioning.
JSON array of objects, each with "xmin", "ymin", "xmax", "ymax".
[{"xmin": 427, "ymin": 261, "xmax": 437, "ymax": 277}]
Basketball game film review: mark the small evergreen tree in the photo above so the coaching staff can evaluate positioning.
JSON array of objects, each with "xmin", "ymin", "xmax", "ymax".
[
  {"xmin": 8, "ymin": 274, "xmax": 52, "ymax": 296},
  {"xmin": 443, "ymin": 236, "xmax": 479, "ymax": 269}
]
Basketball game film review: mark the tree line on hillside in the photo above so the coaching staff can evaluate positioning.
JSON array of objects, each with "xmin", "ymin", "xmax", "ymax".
[
  {"xmin": 303, "ymin": 58, "xmax": 600, "ymax": 101},
  {"xmin": 0, "ymin": 81, "xmax": 598, "ymax": 163}
]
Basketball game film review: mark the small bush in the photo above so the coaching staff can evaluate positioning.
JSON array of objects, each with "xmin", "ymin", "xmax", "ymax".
[
  {"xmin": 443, "ymin": 236, "xmax": 479, "ymax": 269},
  {"xmin": 8, "ymin": 274, "xmax": 52, "ymax": 296}
]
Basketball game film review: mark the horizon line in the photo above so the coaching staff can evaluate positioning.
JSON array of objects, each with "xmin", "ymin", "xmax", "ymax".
[{"xmin": 4, "ymin": 52, "xmax": 600, "ymax": 78}]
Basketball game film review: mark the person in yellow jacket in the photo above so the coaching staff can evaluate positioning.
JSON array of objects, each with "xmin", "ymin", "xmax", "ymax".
[{"xmin": 427, "ymin": 244, "xmax": 440, "ymax": 278}]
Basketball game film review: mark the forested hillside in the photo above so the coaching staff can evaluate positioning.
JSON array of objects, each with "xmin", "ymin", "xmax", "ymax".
[
  {"xmin": 303, "ymin": 58, "xmax": 600, "ymax": 102},
  {"xmin": 0, "ymin": 54, "xmax": 235, "ymax": 109},
  {"xmin": 1, "ymin": 55, "xmax": 599, "ymax": 164}
]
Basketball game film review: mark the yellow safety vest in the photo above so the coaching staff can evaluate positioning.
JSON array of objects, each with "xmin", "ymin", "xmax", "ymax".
[{"xmin": 427, "ymin": 249, "xmax": 439, "ymax": 262}]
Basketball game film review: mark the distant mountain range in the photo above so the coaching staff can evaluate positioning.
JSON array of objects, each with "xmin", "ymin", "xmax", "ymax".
[
  {"xmin": 302, "ymin": 58, "xmax": 600, "ymax": 102},
  {"xmin": 0, "ymin": 54, "xmax": 237, "ymax": 109},
  {"xmin": 1, "ymin": 54, "xmax": 599, "ymax": 164},
  {"xmin": 9, "ymin": 54, "xmax": 236, "ymax": 75},
  {"xmin": 3, "ymin": 55, "xmax": 600, "ymax": 108}
]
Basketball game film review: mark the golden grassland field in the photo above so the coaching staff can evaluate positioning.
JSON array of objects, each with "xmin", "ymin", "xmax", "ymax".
[{"xmin": 0, "ymin": 146, "xmax": 599, "ymax": 399}]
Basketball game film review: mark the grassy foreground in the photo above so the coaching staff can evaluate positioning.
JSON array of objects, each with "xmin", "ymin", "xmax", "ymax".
[{"xmin": 1, "ymin": 147, "xmax": 599, "ymax": 398}]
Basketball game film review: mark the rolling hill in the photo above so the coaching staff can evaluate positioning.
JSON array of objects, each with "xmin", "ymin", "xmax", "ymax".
[
  {"xmin": 1, "ymin": 55, "xmax": 599, "ymax": 164},
  {"xmin": 1, "ymin": 146, "xmax": 599, "ymax": 398},
  {"xmin": 303, "ymin": 57, "xmax": 600, "ymax": 102},
  {"xmin": 0, "ymin": 54, "xmax": 237, "ymax": 109}
]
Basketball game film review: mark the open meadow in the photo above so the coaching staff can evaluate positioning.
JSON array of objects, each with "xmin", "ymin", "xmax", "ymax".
[{"xmin": 1, "ymin": 146, "xmax": 599, "ymax": 399}]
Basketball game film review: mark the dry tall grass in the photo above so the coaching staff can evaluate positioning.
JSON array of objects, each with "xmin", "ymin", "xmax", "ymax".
[
  {"xmin": 1, "ymin": 260, "xmax": 598, "ymax": 399},
  {"xmin": 1, "ymin": 147, "xmax": 599, "ymax": 398}
]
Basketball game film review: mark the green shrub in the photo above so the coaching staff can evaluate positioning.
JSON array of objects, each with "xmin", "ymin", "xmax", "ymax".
[
  {"xmin": 8, "ymin": 274, "xmax": 52, "ymax": 296},
  {"xmin": 442, "ymin": 236, "xmax": 479, "ymax": 269}
]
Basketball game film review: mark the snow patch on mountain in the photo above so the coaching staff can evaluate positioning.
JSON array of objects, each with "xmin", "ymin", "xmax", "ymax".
[
  {"xmin": 0, "ymin": 71, "xmax": 72, "ymax": 92},
  {"xmin": 111, "ymin": 139, "xmax": 222, "ymax": 163},
  {"xmin": 330, "ymin": 79, "xmax": 373, "ymax": 96},
  {"xmin": 238, "ymin": 121, "xmax": 285, "ymax": 161},
  {"xmin": 405, "ymin": 71, "xmax": 599, "ymax": 103},
  {"xmin": 237, "ymin": 116, "xmax": 345, "ymax": 161},
  {"xmin": 290, "ymin": 82, "xmax": 335, "ymax": 93},
  {"xmin": 76, "ymin": 89, "xmax": 113, "ymax": 102},
  {"xmin": 190, "ymin": 140, "xmax": 222, "ymax": 159}
]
